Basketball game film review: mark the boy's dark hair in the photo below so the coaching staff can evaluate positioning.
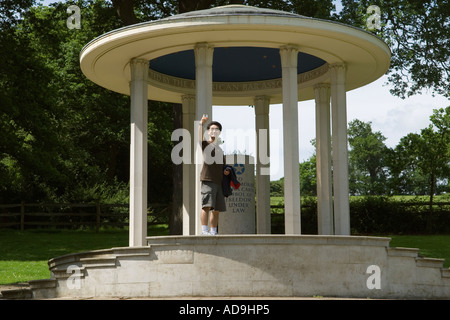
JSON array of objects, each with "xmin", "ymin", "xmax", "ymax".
[{"xmin": 207, "ymin": 121, "xmax": 222, "ymax": 131}]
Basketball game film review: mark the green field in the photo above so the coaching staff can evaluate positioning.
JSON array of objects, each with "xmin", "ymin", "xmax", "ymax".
[
  {"xmin": 0, "ymin": 225, "xmax": 449, "ymax": 285},
  {"xmin": 0, "ymin": 225, "xmax": 168, "ymax": 285},
  {"xmin": 387, "ymin": 234, "xmax": 450, "ymax": 268},
  {"xmin": 270, "ymin": 194, "xmax": 450, "ymax": 205}
]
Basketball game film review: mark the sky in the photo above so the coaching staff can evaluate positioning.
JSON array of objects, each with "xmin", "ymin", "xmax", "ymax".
[{"xmin": 40, "ymin": 0, "xmax": 449, "ymax": 181}]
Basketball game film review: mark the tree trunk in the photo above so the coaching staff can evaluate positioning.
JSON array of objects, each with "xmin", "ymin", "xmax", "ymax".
[
  {"xmin": 426, "ymin": 172, "xmax": 435, "ymax": 233},
  {"xmin": 112, "ymin": 0, "xmax": 138, "ymax": 26},
  {"xmin": 178, "ymin": 0, "xmax": 215, "ymax": 13}
]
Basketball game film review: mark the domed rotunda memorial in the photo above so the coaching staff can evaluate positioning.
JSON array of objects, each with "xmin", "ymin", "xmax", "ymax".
[
  {"xmin": 21, "ymin": 5, "xmax": 449, "ymax": 299},
  {"xmin": 80, "ymin": 4, "xmax": 391, "ymax": 243}
]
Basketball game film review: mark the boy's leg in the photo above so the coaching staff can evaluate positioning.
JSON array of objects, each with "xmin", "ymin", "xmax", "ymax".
[
  {"xmin": 210, "ymin": 210, "xmax": 219, "ymax": 235},
  {"xmin": 201, "ymin": 207, "xmax": 210, "ymax": 234},
  {"xmin": 210, "ymin": 184, "xmax": 225, "ymax": 235}
]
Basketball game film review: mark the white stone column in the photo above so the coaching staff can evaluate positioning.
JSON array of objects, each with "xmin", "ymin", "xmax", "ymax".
[
  {"xmin": 129, "ymin": 58, "xmax": 149, "ymax": 246},
  {"xmin": 314, "ymin": 83, "xmax": 334, "ymax": 235},
  {"xmin": 194, "ymin": 43, "xmax": 214, "ymax": 235},
  {"xmin": 254, "ymin": 95, "xmax": 271, "ymax": 234},
  {"xmin": 330, "ymin": 63, "xmax": 350, "ymax": 235},
  {"xmin": 182, "ymin": 94, "xmax": 196, "ymax": 235},
  {"xmin": 280, "ymin": 45, "xmax": 301, "ymax": 235}
]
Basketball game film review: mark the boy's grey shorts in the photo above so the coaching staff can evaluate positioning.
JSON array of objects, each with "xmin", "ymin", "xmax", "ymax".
[{"xmin": 201, "ymin": 181, "xmax": 227, "ymax": 212}]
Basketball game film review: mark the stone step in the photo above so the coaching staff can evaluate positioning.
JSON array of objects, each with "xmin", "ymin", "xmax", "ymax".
[
  {"xmin": 416, "ymin": 257, "xmax": 445, "ymax": 268},
  {"xmin": 1, "ymin": 287, "xmax": 32, "ymax": 300},
  {"xmin": 28, "ymin": 279, "xmax": 57, "ymax": 290},
  {"xmin": 48, "ymin": 248, "xmax": 152, "ymax": 281},
  {"xmin": 51, "ymin": 266, "xmax": 86, "ymax": 279},
  {"xmin": 440, "ymin": 268, "xmax": 450, "ymax": 278},
  {"xmin": 48, "ymin": 247, "xmax": 151, "ymax": 269},
  {"xmin": 79, "ymin": 256, "xmax": 117, "ymax": 268},
  {"xmin": 111, "ymin": 246, "xmax": 151, "ymax": 255},
  {"xmin": 387, "ymin": 247, "xmax": 420, "ymax": 258}
]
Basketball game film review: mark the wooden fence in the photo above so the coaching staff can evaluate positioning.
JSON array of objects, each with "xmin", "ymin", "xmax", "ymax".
[
  {"xmin": 0, "ymin": 202, "xmax": 171, "ymax": 231},
  {"xmin": 1, "ymin": 199, "xmax": 448, "ymax": 233}
]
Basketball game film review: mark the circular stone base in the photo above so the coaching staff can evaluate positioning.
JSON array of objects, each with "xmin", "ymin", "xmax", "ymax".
[{"xmin": 34, "ymin": 235, "xmax": 450, "ymax": 299}]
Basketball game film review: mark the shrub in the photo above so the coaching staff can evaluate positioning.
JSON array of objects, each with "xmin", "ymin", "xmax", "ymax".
[{"xmin": 271, "ymin": 196, "xmax": 450, "ymax": 234}]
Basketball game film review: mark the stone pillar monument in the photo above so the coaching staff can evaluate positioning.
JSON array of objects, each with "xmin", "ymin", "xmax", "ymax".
[
  {"xmin": 219, "ymin": 155, "xmax": 256, "ymax": 234},
  {"xmin": 330, "ymin": 63, "xmax": 350, "ymax": 235},
  {"xmin": 194, "ymin": 43, "xmax": 214, "ymax": 235},
  {"xmin": 280, "ymin": 45, "xmax": 301, "ymax": 234},
  {"xmin": 129, "ymin": 58, "xmax": 149, "ymax": 247}
]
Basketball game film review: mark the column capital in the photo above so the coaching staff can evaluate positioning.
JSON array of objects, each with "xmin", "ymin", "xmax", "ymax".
[
  {"xmin": 314, "ymin": 83, "xmax": 330, "ymax": 103},
  {"xmin": 329, "ymin": 63, "xmax": 346, "ymax": 84},
  {"xmin": 254, "ymin": 95, "xmax": 270, "ymax": 115},
  {"xmin": 279, "ymin": 45, "xmax": 299, "ymax": 68},
  {"xmin": 130, "ymin": 58, "xmax": 149, "ymax": 81},
  {"xmin": 329, "ymin": 62, "xmax": 346, "ymax": 70},
  {"xmin": 130, "ymin": 58, "xmax": 149, "ymax": 66},
  {"xmin": 194, "ymin": 42, "xmax": 214, "ymax": 67},
  {"xmin": 280, "ymin": 44, "xmax": 299, "ymax": 51},
  {"xmin": 314, "ymin": 83, "xmax": 330, "ymax": 90},
  {"xmin": 181, "ymin": 94, "xmax": 196, "ymax": 114}
]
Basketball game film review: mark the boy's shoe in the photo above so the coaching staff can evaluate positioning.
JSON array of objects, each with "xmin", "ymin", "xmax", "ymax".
[{"xmin": 201, "ymin": 230, "xmax": 211, "ymax": 235}]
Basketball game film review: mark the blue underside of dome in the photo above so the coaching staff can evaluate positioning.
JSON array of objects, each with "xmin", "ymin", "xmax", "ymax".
[{"xmin": 150, "ymin": 47, "xmax": 326, "ymax": 82}]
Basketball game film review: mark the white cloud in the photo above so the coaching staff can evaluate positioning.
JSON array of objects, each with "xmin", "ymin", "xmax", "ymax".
[{"xmin": 347, "ymin": 76, "xmax": 449, "ymax": 148}]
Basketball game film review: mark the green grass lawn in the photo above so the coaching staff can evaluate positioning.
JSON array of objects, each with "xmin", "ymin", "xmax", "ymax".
[
  {"xmin": 386, "ymin": 234, "xmax": 450, "ymax": 268},
  {"xmin": 0, "ymin": 225, "xmax": 168, "ymax": 285},
  {"xmin": 0, "ymin": 226, "xmax": 448, "ymax": 285}
]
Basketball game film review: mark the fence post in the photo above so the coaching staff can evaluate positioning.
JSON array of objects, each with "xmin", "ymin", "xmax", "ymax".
[{"xmin": 20, "ymin": 201, "xmax": 25, "ymax": 231}]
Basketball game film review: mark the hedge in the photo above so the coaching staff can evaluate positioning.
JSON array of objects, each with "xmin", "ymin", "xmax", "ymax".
[{"xmin": 271, "ymin": 196, "xmax": 450, "ymax": 235}]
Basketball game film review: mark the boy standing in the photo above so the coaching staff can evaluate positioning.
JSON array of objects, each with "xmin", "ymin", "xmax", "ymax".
[{"xmin": 198, "ymin": 115, "xmax": 230, "ymax": 235}]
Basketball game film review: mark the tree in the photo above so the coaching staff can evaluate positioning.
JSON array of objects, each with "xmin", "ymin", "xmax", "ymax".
[
  {"xmin": 0, "ymin": 0, "xmax": 66, "ymax": 202},
  {"xmin": 18, "ymin": 1, "xmax": 133, "ymax": 203},
  {"xmin": 386, "ymin": 133, "xmax": 428, "ymax": 195},
  {"xmin": 299, "ymin": 155, "xmax": 317, "ymax": 196},
  {"xmin": 347, "ymin": 119, "xmax": 389, "ymax": 195},
  {"xmin": 387, "ymin": 107, "xmax": 449, "ymax": 232},
  {"xmin": 0, "ymin": 0, "xmax": 175, "ymax": 204},
  {"xmin": 339, "ymin": 0, "xmax": 450, "ymax": 99},
  {"xmin": 417, "ymin": 107, "xmax": 450, "ymax": 232}
]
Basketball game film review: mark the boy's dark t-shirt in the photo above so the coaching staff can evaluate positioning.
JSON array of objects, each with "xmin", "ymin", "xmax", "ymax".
[{"xmin": 200, "ymin": 140, "xmax": 225, "ymax": 186}]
